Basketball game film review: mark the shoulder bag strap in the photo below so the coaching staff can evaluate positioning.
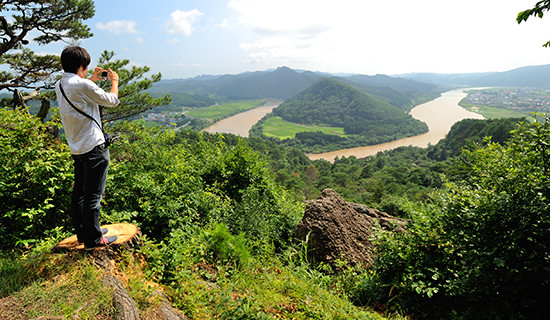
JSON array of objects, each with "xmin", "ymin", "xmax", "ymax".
[{"xmin": 59, "ymin": 82, "xmax": 103, "ymax": 131}]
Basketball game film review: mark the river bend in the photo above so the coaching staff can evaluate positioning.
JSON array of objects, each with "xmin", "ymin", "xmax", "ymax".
[{"xmin": 306, "ymin": 88, "xmax": 484, "ymax": 162}]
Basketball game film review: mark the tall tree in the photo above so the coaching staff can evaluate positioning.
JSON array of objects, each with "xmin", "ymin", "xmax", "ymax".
[
  {"xmin": 94, "ymin": 50, "xmax": 171, "ymax": 123},
  {"xmin": 0, "ymin": 0, "xmax": 95, "ymax": 91}
]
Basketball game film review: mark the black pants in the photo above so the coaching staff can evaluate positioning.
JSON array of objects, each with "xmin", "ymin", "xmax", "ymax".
[{"xmin": 71, "ymin": 144, "xmax": 109, "ymax": 245}]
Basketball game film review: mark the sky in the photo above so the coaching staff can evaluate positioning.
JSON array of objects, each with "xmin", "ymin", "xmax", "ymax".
[{"xmin": 28, "ymin": 0, "xmax": 550, "ymax": 79}]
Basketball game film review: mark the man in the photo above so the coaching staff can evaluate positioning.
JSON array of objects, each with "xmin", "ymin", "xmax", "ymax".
[{"xmin": 55, "ymin": 46, "xmax": 119, "ymax": 250}]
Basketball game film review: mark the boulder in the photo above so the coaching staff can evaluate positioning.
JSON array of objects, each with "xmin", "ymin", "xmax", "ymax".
[
  {"xmin": 294, "ymin": 189, "xmax": 375, "ymax": 267},
  {"xmin": 294, "ymin": 189, "xmax": 407, "ymax": 269},
  {"xmin": 350, "ymin": 202, "xmax": 407, "ymax": 232}
]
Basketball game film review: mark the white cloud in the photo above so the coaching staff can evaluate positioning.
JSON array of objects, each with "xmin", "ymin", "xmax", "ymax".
[
  {"xmin": 229, "ymin": 0, "xmax": 333, "ymax": 37},
  {"xmin": 228, "ymin": 0, "xmax": 368, "ymax": 70},
  {"xmin": 216, "ymin": 19, "xmax": 231, "ymax": 29},
  {"xmin": 239, "ymin": 37, "xmax": 315, "ymax": 64},
  {"xmin": 166, "ymin": 38, "xmax": 181, "ymax": 44},
  {"xmin": 96, "ymin": 20, "xmax": 138, "ymax": 34},
  {"xmin": 228, "ymin": 0, "xmax": 550, "ymax": 74},
  {"xmin": 135, "ymin": 37, "xmax": 144, "ymax": 44},
  {"xmin": 34, "ymin": 51, "xmax": 59, "ymax": 57},
  {"xmin": 164, "ymin": 9, "xmax": 203, "ymax": 36}
]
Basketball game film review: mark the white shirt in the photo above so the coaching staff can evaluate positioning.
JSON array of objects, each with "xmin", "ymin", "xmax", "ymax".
[{"xmin": 56, "ymin": 73, "xmax": 120, "ymax": 155}]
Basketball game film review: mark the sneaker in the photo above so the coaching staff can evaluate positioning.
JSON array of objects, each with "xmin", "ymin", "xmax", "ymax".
[
  {"xmin": 84, "ymin": 235, "xmax": 118, "ymax": 251},
  {"xmin": 77, "ymin": 228, "xmax": 108, "ymax": 244}
]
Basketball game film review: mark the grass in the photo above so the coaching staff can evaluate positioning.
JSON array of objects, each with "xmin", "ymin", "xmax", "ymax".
[
  {"xmin": 0, "ymin": 230, "xmax": 405, "ymax": 320},
  {"xmin": 262, "ymin": 116, "xmax": 347, "ymax": 140},
  {"xmin": 187, "ymin": 100, "xmax": 265, "ymax": 120},
  {"xmin": 136, "ymin": 227, "xmax": 405, "ymax": 320},
  {"xmin": 0, "ymin": 237, "xmax": 164, "ymax": 320},
  {"xmin": 156, "ymin": 250, "xmax": 394, "ymax": 320},
  {"xmin": 0, "ymin": 254, "xmax": 114, "ymax": 319},
  {"xmin": 461, "ymin": 103, "xmax": 526, "ymax": 119},
  {"xmin": 220, "ymin": 262, "xmax": 388, "ymax": 319}
]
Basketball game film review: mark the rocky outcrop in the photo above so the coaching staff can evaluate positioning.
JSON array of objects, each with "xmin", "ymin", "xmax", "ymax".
[
  {"xmin": 350, "ymin": 202, "xmax": 407, "ymax": 232},
  {"xmin": 294, "ymin": 189, "xmax": 407, "ymax": 269}
]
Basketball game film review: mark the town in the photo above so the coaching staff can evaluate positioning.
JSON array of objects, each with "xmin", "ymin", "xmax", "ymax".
[{"xmin": 465, "ymin": 88, "xmax": 550, "ymax": 113}]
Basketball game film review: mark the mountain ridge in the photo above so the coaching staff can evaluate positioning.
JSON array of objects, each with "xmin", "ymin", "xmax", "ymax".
[
  {"xmin": 150, "ymin": 64, "xmax": 550, "ymax": 111},
  {"xmin": 159, "ymin": 63, "xmax": 550, "ymax": 89},
  {"xmin": 149, "ymin": 66, "xmax": 440, "ymax": 110},
  {"xmin": 396, "ymin": 64, "xmax": 550, "ymax": 88}
]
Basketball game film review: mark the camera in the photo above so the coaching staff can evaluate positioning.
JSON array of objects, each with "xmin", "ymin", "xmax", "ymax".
[{"xmin": 101, "ymin": 71, "xmax": 108, "ymax": 78}]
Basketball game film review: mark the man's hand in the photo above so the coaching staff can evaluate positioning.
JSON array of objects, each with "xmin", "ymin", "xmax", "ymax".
[
  {"xmin": 107, "ymin": 68, "xmax": 119, "ymax": 97},
  {"xmin": 89, "ymin": 67, "xmax": 104, "ymax": 82},
  {"xmin": 107, "ymin": 68, "xmax": 119, "ymax": 83}
]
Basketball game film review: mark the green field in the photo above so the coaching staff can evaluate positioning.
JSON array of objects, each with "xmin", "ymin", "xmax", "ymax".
[
  {"xmin": 462, "ymin": 104, "xmax": 526, "ymax": 119},
  {"xmin": 186, "ymin": 100, "xmax": 265, "ymax": 119},
  {"xmin": 262, "ymin": 116, "xmax": 346, "ymax": 140}
]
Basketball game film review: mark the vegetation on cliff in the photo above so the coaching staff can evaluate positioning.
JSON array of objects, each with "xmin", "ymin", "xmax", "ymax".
[
  {"xmin": 0, "ymin": 108, "xmax": 391, "ymax": 319},
  {"xmin": 2, "ymin": 101, "xmax": 549, "ymax": 319},
  {"xmin": 366, "ymin": 113, "xmax": 550, "ymax": 319},
  {"xmin": 2, "ymin": 0, "xmax": 550, "ymax": 318}
]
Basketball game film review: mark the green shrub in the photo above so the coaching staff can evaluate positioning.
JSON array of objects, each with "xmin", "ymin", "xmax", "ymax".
[
  {"xmin": 142, "ymin": 223, "xmax": 250, "ymax": 286},
  {"xmin": 363, "ymin": 114, "xmax": 550, "ymax": 319},
  {"xmin": 0, "ymin": 108, "xmax": 72, "ymax": 249},
  {"xmin": 197, "ymin": 223, "xmax": 251, "ymax": 268},
  {"xmin": 106, "ymin": 122, "xmax": 302, "ymax": 245}
]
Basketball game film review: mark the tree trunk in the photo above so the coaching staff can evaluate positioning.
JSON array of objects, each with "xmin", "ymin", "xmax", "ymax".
[
  {"xmin": 36, "ymin": 97, "xmax": 50, "ymax": 123},
  {"xmin": 102, "ymin": 274, "xmax": 140, "ymax": 320}
]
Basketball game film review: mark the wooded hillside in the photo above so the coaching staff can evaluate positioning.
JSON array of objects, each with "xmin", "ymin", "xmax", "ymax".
[{"xmin": 273, "ymin": 77, "xmax": 428, "ymax": 136}]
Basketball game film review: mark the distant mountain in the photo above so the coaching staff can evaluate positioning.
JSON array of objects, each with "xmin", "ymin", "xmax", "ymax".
[
  {"xmin": 151, "ymin": 64, "xmax": 550, "ymax": 105},
  {"xmin": 150, "ymin": 66, "xmax": 319, "ymax": 100},
  {"xmin": 398, "ymin": 64, "xmax": 550, "ymax": 88},
  {"xmin": 273, "ymin": 77, "xmax": 428, "ymax": 136},
  {"xmin": 216, "ymin": 67, "xmax": 320, "ymax": 99},
  {"xmin": 150, "ymin": 66, "xmax": 440, "ymax": 109},
  {"xmin": 338, "ymin": 74, "xmax": 438, "ymax": 110},
  {"xmin": 346, "ymin": 74, "xmax": 437, "ymax": 94}
]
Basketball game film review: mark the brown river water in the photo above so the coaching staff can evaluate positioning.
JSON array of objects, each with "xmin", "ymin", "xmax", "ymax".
[
  {"xmin": 202, "ymin": 99, "xmax": 282, "ymax": 137},
  {"xmin": 202, "ymin": 89, "xmax": 484, "ymax": 162}
]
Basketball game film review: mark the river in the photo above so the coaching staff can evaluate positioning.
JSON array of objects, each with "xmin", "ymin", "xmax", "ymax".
[
  {"xmin": 306, "ymin": 88, "xmax": 485, "ymax": 162},
  {"xmin": 201, "ymin": 99, "xmax": 282, "ymax": 137},
  {"xmin": 202, "ymin": 88, "xmax": 484, "ymax": 162}
]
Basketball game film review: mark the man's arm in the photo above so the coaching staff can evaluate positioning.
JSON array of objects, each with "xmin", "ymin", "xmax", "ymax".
[
  {"xmin": 107, "ymin": 68, "xmax": 119, "ymax": 98},
  {"xmin": 89, "ymin": 67, "xmax": 119, "ymax": 98}
]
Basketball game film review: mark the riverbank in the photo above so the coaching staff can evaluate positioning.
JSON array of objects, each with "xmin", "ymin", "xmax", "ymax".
[
  {"xmin": 306, "ymin": 88, "xmax": 484, "ymax": 162},
  {"xmin": 201, "ymin": 99, "xmax": 282, "ymax": 137}
]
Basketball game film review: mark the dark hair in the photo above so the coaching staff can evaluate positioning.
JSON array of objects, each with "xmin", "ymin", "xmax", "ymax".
[{"xmin": 60, "ymin": 46, "xmax": 91, "ymax": 74}]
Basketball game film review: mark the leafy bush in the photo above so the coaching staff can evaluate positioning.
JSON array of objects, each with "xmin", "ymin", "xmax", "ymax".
[
  {"xmin": 158, "ymin": 223, "xmax": 250, "ymax": 272},
  {"xmin": 362, "ymin": 114, "xmax": 550, "ymax": 319},
  {"xmin": 104, "ymin": 121, "xmax": 217, "ymax": 238},
  {"xmin": 0, "ymin": 108, "xmax": 73, "ymax": 249},
  {"xmin": 105, "ymin": 122, "xmax": 303, "ymax": 245},
  {"xmin": 199, "ymin": 223, "xmax": 251, "ymax": 267}
]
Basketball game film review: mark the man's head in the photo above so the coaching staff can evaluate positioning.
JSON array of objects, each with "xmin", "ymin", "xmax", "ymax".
[{"xmin": 60, "ymin": 46, "xmax": 91, "ymax": 74}]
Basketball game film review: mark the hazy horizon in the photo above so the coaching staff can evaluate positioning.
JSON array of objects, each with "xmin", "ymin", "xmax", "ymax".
[
  {"xmin": 158, "ymin": 63, "xmax": 548, "ymax": 81},
  {"xmin": 25, "ymin": 0, "xmax": 550, "ymax": 80}
]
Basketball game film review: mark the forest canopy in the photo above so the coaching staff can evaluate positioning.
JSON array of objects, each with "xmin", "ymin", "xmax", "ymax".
[
  {"xmin": 273, "ymin": 77, "xmax": 428, "ymax": 138},
  {"xmin": 257, "ymin": 77, "xmax": 428, "ymax": 152}
]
